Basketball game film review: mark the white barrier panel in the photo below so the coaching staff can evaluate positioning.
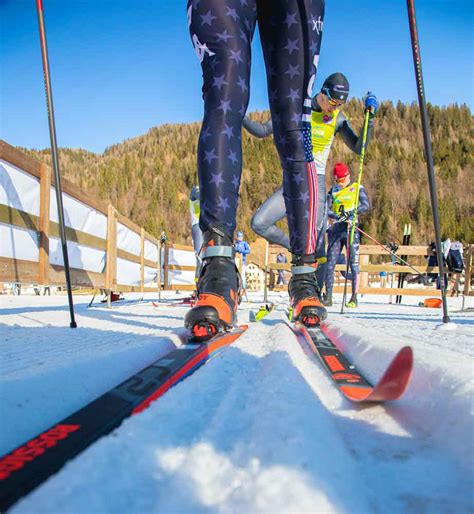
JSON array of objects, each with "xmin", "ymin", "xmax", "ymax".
[
  {"xmin": 117, "ymin": 223, "xmax": 141, "ymax": 256},
  {"xmin": 49, "ymin": 237, "xmax": 106, "ymax": 273},
  {"xmin": 168, "ymin": 269, "xmax": 195, "ymax": 286},
  {"xmin": 0, "ymin": 160, "xmax": 40, "ymax": 216},
  {"xmin": 144, "ymin": 240, "xmax": 158, "ymax": 261},
  {"xmin": 168, "ymin": 248, "xmax": 195, "ymax": 267},
  {"xmin": 144, "ymin": 266, "xmax": 157, "ymax": 285},
  {"xmin": 117, "ymin": 258, "xmax": 141, "ymax": 286},
  {"xmin": 166, "ymin": 247, "xmax": 195, "ymax": 286},
  {"xmin": 0, "ymin": 223, "xmax": 39, "ymax": 262},
  {"xmin": 50, "ymin": 190, "xmax": 107, "ymax": 239}
]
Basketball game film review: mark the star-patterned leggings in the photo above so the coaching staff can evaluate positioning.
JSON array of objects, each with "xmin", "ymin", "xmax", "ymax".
[
  {"xmin": 325, "ymin": 223, "xmax": 360, "ymax": 297},
  {"xmin": 187, "ymin": 0, "xmax": 325, "ymax": 257}
]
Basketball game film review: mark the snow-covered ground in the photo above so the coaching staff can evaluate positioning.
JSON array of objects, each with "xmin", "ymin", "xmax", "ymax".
[{"xmin": 1, "ymin": 291, "xmax": 473, "ymax": 513}]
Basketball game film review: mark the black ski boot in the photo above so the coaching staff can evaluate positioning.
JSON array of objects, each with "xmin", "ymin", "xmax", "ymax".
[
  {"xmin": 289, "ymin": 255, "xmax": 327, "ymax": 326},
  {"xmin": 185, "ymin": 228, "xmax": 241, "ymax": 340}
]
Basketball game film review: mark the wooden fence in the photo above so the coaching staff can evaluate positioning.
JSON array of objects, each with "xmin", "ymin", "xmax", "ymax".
[
  {"xmin": 0, "ymin": 140, "xmax": 192, "ymax": 293},
  {"xmin": 265, "ymin": 242, "xmax": 474, "ymax": 298}
]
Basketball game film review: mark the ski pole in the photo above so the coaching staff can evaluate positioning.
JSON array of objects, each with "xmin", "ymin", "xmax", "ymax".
[
  {"xmin": 36, "ymin": 0, "xmax": 76, "ymax": 328},
  {"xmin": 341, "ymin": 109, "xmax": 371, "ymax": 313},
  {"xmin": 407, "ymin": 0, "xmax": 450, "ymax": 323},
  {"xmin": 341, "ymin": 218, "xmax": 351, "ymax": 313},
  {"xmin": 353, "ymin": 225, "xmax": 428, "ymax": 281}
]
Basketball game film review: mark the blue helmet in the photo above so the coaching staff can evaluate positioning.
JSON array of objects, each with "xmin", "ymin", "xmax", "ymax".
[{"xmin": 236, "ymin": 231, "xmax": 244, "ymax": 239}]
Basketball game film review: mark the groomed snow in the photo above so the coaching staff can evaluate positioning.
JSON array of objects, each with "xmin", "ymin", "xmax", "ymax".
[{"xmin": 1, "ymin": 291, "xmax": 473, "ymax": 513}]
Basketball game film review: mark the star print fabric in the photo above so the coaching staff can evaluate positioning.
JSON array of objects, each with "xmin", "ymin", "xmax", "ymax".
[{"xmin": 187, "ymin": 0, "xmax": 324, "ymax": 256}]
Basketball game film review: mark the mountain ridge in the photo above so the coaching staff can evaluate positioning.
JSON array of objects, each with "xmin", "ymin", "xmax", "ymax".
[{"xmin": 21, "ymin": 100, "xmax": 473, "ymax": 246}]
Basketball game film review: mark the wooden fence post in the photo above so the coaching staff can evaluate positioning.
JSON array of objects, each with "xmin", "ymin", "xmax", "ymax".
[
  {"xmin": 38, "ymin": 163, "xmax": 51, "ymax": 285},
  {"xmin": 462, "ymin": 244, "xmax": 473, "ymax": 310},
  {"xmin": 140, "ymin": 228, "xmax": 145, "ymax": 293},
  {"xmin": 105, "ymin": 205, "xmax": 117, "ymax": 294},
  {"xmin": 157, "ymin": 242, "xmax": 162, "ymax": 298},
  {"xmin": 263, "ymin": 240, "xmax": 269, "ymax": 302},
  {"xmin": 163, "ymin": 244, "xmax": 169, "ymax": 290}
]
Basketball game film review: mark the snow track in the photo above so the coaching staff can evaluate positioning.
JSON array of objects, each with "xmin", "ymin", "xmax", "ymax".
[{"xmin": 1, "ymin": 293, "xmax": 473, "ymax": 513}]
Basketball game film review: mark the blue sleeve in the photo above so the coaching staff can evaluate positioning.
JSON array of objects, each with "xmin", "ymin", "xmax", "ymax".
[
  {"xmin": 242, "ymin": 117, "xmax": 273, "ymax": 138},
  {"xmin": 243, "ymin": 242, "xmax": 251, "ymax": 255},
  {"xmin": 357, "ymin": 185, "xmax": 370, "ymax": 214},
  {"xmin": 336, "ymin": 112, "xmax": 374, "ymax": 154}
]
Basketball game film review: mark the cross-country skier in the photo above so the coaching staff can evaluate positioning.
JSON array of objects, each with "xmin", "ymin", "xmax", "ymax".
[
  {"xmin": 189, "ymin": 186, "xmax": 203, "ymax": 279},
  {"xmin": 245, "ymin": 73, "xmax": 377, "ymax": 289},
  {"xmin": 186, "ymin": 0, "xmax": 328, "ymax": 338},
  {"xmin": 324, "ymin": 162, "xmax": 370, "ymax": 308}
]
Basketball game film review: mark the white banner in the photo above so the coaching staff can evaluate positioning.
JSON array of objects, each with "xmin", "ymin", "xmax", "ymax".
[
  {"xmin": 0, "ymin": 223, "xmax": 39, "ymax": 262},
  {"xmin": 117, "ymin": 223, "xmax": 141, "ymax": 256},
  {"xmin": 49, "ymin": 237, "xmax": 106, "ymax": 273},
  {"xmin": 50, "ymin": 191, "xmax": 107, "ymax": 239},
  {"xmin": 0, "ymin": 160, "xmax": 40, "ymax": 216}
]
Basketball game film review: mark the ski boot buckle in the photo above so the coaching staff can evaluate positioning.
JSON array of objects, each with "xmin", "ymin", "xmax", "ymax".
[{"xmin": 192, "ymin": 321, "xmax": 218, "ymax": 341}]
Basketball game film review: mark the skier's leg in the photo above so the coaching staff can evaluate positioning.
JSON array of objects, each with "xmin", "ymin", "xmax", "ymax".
[
  {"xmin": 258, "ymin": 0, "xmax": 326, "ymax": 325},
  {"xmin": 187, "ymin": 0, "xmax": 256, "ymax": 235},
  {"xmin": 347, "ymin": 230, "xmax": 360, "ymax": 307},
  {"xmin": 250, "ymin": 187, "xmax": 290, "ymax": 249},
  {"xmin": 338, "ymin": 253, "xmax": 352, "ymax": 281},
  {"xmin": 186, "ymin": 0, "xmax": 257, "ymax": 338},
  {"xmin": 324, "ymin": 229, "xmax": 342, "ymax": 304},
  {"xmin": 314, "ymin": 173, "xmax": 328, "ymax": 285},
  {"xmin": 191, "ymin": 224, "xmax": 204, "ymax": 279}
]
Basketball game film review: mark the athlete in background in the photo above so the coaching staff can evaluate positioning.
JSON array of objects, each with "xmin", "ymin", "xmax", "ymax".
[
  {"xmin": 324, "ymin": 162, "xmax": 370, "ymax": 308},
  {"xmin": 246, "ymin": 73, "xmax": 377, "ymax": 288},
  {"xmin": 186, "ymin": 0, "xmax": 327, "ymax": 338}
]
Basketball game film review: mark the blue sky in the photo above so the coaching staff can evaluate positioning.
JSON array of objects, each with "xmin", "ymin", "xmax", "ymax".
[{"xmin": 1, "ymin": 0, "xmax": 472, "ymax": 153}]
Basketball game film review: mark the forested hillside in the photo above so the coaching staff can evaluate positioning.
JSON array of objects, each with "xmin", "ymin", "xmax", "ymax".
[{"xmin": 25, "ymin": 100, "xmax": 473, "ymax": 246}]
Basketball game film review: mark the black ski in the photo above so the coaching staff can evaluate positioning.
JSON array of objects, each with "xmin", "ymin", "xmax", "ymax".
[{"xmin": 0, "ymin": 326, "xmax": 247, "ymax": 511}]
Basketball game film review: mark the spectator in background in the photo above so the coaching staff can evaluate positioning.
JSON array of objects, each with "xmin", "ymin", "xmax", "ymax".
[
  {"xmin": 428, "ymin": 237, "xmax": 452, "ymax": 290},
  {"xmin": 447, "ymin": 240, "xmax": 464, "ymax": 296},
  {"xmin": 276, "ymin": 252, "xmax": 288, "ymax": 285},
  {"xmin": 235, "ymin": 231, "xmax": 250, "ymax": 291}
]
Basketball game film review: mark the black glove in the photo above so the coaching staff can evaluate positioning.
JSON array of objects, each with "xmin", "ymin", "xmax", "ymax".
[
  {"xmin": 338, "ymin": 210, "xmax": 354, "ymax": 223},
  {"xmin": 387, "ymin": 242, "xmax": 399, "ymax": 253}
]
